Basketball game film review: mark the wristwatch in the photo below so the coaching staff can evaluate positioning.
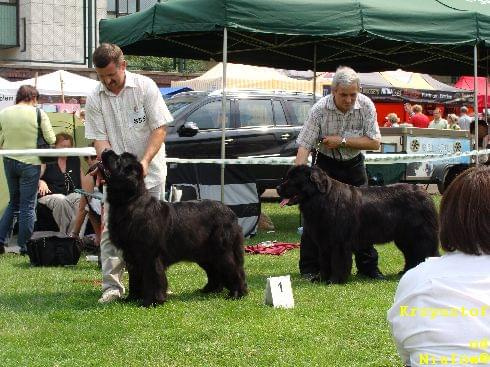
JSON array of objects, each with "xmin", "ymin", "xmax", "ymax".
[{"xmin": 340, "ymin": 137, "xmax": 347, "ymax": 148}]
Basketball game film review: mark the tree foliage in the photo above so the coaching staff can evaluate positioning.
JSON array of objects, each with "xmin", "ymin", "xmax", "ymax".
[{"xmin": 125, "ymin": 55, "xmax": 210, "ymax": 73}]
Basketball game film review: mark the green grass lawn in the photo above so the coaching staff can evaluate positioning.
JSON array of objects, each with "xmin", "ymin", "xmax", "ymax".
[{"xmin": 0, "ymin": 201, "xmax": 434, "ymax": 367}]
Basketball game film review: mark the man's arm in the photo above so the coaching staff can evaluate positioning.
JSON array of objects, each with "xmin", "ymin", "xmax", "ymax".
[
  {"xmin": 141, "ymin": 126, "xmax": 166, "ymax": 177},
  {"xmin": 322, "ymin": 135, "xmax": 380, "ymax": 151},
  {"xmin": 94, "ymin": 140, "xmax": 111, "ymax": 159},
  {"xmin": 295, "ymin": 146, "xmax": 311, "ymax": 165}
]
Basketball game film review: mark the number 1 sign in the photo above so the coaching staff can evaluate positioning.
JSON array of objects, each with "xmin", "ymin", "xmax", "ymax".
[{"xmin": 264, "ymin": 275, "xmax": 295, "ymax": 309}]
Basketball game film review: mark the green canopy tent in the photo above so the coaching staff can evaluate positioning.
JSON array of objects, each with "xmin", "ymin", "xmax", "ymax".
[
  {"xmin": 100, "ymin": 0, "xmax": 490, "ymax": 196},
  {"xmin": 100, "ymin": 0, "xmax": 490, "ymax": 74}
]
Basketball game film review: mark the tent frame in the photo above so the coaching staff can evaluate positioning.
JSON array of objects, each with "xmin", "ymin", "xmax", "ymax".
[{"xmin": 153, "ymin": 28, "xmax": 490, "ymax": 74}]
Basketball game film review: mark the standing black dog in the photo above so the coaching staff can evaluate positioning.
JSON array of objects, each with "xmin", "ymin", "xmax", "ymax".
[
  {"xmin": 277, "ymin": 165, "xmax": 439, "ymax": 284},
  {"xmin": 101, "ymin": 150, "xmax": 247, "ymax": 306}
]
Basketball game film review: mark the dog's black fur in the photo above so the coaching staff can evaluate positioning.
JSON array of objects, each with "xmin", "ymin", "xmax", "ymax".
[
  {"xmin": 277, "ymin": 165, "xmax": 439, "ymax": 284},
  {"xmin": 101, "ymin": 150, "xmax": 247, "ymax": 306}
]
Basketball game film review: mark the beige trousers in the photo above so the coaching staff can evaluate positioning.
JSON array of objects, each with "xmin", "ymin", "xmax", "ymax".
[{"xmin": 38, "ymin": 193, "xmax": 81, "ymax": 234}]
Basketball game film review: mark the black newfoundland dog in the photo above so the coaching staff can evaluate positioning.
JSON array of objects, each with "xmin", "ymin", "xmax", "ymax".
[
  {"xmin": 277, "ymin": 165, "xmax": 439, "ymax": 284},
  {"xmin": 100, "ymin": 150, "xmax": 247, "ymax": 306}
]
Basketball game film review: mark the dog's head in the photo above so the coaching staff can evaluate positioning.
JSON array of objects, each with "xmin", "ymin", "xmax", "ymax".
[
  {"xmin": 101, "ymin": 150, "xmax": 145, "ymax": 201},
  {"xmin": 277, "ymin": 165, "xmax": 330, "ymax": 207}
]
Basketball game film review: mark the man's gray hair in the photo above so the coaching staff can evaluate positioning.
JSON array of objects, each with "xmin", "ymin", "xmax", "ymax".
[
  {"xmin": 332, "ymin": 66, "xmax": 360, "ymax": 90},
  {"xmin": 461, "ymin": 106, "xmax": 468, "ymax": 113}
]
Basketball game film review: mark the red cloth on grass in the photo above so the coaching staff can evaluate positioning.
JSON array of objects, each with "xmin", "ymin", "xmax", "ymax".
[{"xmin": 245, "ymin": 242, "xmax": 300, "ymax": 255}]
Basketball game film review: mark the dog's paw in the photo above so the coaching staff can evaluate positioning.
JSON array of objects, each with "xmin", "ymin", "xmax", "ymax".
[
  {"xmin": 309, "ymin": 274, "xmax": 322, "ymax": 283},
  {"xmin": 141, "ymin": 298, "xmax": 166, "ymax": 308},
  {"xmin": 200, "ymin": 284, "xmax": 224, "ymax": 294},
  {"xmin": 123, "ymin": 293, "xmax": 143, "ymax": 303},
  {"xmin": 226, "ymin": 289, "xmax": 247, "ymax": 299}
]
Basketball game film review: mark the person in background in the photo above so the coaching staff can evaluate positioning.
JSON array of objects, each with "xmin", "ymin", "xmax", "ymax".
[
  {"xmin": 428, "ymin": 108, "xmax": 448, "ymax": 129},
  {"xmin": 295, "ymin": 66, "xmax": 383, "ymax": 281},
  {"xmin": 447, "ymin": 113, "xmax": 461, "ymax": 130},
  {"xmin": 384, "ymin": 113, "xmax": 400, "ymax": 127},
  {"xmin": 0, "ymin": 85, "xmax": 56, "ymax": 255},
  {"xmin": 458, "ymin": 106, "xmax": 472, "ymax": 131},
  {"xmin": 37, "ymin": 132, "xmax": 87, "ymax": 235},
  {"xmin": 388, "ymin": 166, "xmax": 490, "ymax": 367},
  {"xmin": 85, "ymin": 43, "xmax": 173, "ymax": 303},
  {"xmin": 404, "ymin": 103, "xmax": 430, "ymax": 128}
]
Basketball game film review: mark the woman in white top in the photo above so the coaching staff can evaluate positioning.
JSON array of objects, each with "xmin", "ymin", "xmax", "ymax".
[{"xmin": 388, "ymin": 165, "xmax": 490, "ymax": 367}]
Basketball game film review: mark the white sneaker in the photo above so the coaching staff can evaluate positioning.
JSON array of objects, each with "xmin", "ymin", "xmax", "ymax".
[{"xmin": 98, "ymin": 289, "xmax": 121, "ymax": 304}]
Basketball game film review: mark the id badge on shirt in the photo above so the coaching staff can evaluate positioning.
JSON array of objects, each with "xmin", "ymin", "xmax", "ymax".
[{"xmin": 129, "ymin": 106, "xmax": 146, "ymax": 128}]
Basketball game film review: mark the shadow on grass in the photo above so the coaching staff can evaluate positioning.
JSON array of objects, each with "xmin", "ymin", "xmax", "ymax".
[
  {"xmin": 0, "ymin": 290, "xmax": 101, "ymax": 312},
  {"xmin": 243, "ymin": 269, "xmax": 402, "ymax": 291}
]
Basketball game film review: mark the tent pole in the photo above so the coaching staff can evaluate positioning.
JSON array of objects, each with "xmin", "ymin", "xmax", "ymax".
[
  {"xmin": 220, "ymin": 27, "xmax": 228, "ymax": 203},
  {"xmin": 313, "ymin": 43, "xmax": 317, "ymax": 103},
  {"xmin": 474, "ymin": 44, "xmax": 479, "ymax": 165},
  {"xmin": 60, "ymin": 72, "xmax": 65, "ymax": 104}
]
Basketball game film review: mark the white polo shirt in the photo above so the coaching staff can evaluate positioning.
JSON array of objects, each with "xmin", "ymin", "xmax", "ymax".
[
  {"xmin": 387, "ymin": 252, "xmax": 490, "ymax": 367},
  {"xmin": 85, "ymin": 71, "xmax": 173, "ymax": 188}
]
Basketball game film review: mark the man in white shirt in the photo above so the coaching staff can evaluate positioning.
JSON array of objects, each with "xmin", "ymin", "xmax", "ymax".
[{"xmin": 85, "ymin": 43, "xmax": 173, "ymax": 303}]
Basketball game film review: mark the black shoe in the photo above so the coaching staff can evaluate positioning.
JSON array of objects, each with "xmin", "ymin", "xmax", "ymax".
[
  {"xmin": 19, "ymin": 248, "xmax": 28, "ymax": 256},
  {"xmin": 359, "ymin": 269, "xmax": 386, "ymax": 280},
  {"xmin": 0, "ymin": 244, "xmax": 4, "ymax": 255},
  {"xmin": 301, "ymin": 272, "xmax": 320, "ymax": 282}
]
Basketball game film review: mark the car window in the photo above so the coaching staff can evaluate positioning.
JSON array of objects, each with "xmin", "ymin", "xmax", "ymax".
[
  {"xmin": 166, "ymin": 100, "xmax": 194, "ymax": 115},
  {"xmin": 238, "ymin": 99, "xmax": 273, "ymax": 127},
  {"xmin": 187, "ymin": 100, "xmax": 231, "ymax": 130},
  {"xmin": 273, "ymin": 100, "xmax": 287, "ymax": 126},
  {"xmin": 288, "ymin": 100, "xmax": 314, "ymax": 126}
]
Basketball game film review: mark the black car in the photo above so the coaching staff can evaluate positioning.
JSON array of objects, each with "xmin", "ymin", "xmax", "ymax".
[{"xmin": 164, "ymin": 89, "xmax": 315, "ymax": 193}]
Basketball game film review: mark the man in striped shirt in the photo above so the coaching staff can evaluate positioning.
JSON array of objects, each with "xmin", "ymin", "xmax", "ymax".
[{"xmin": 295, "ymin": 66, "xmax": 383, "ymax": 281}]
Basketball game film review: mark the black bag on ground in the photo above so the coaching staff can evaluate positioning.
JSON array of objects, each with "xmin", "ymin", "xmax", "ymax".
[
  {"xmin": 26, "ymin": 235, "xmax": 81, "ymax": 266},
  {"xmin": 36, "ymin": 108, "xmax": 56, "ymax": 164}
]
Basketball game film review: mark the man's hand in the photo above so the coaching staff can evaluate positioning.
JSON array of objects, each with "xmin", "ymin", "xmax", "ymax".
[
  {"xmin": 322, "ymin": 135, "xmax": 343, "ymax": 149},
  {"xmin": 38, "ymin": 179, "xmax": 51, "ymax": 196},
  {"xmin": 140, "ymin": 159, "xmax": 149, "ymax": 177}
]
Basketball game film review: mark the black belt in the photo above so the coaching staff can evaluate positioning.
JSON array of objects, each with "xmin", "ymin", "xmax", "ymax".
[{"xmin": 317, "ymin": 152, "xmax": 363, "ymax": 168}]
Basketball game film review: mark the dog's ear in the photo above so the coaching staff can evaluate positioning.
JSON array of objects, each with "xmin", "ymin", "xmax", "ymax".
[{"xmin": 309, "ymin": 167, "xmax": 328, "ymax": 193}]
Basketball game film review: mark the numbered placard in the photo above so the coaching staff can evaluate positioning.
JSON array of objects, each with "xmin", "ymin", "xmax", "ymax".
[{"xmin": 264, "ymin": 275, "xmax": 294, "ymax": 309}]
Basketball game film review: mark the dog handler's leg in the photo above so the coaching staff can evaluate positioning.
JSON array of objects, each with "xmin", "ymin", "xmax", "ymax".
[
  {"xmin": 299, "ymin": 225, "xmax": 321, "ymax": 277},
  {"xmin": 99, "ymin": 197, "xmax": 126, "ymax": 303}
]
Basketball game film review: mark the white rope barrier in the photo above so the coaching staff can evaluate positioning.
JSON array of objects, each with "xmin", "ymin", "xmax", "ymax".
[
  {"xmin": 166, "ymin": 150, "xmax": 490, "ymax": 165},
  {"xmin": 0, "ymin": 147, "xmax": 488, "ymax": 165},
  {"xmin": 0, "ymin": 147, "xmax": 96, "ymax": 157}
]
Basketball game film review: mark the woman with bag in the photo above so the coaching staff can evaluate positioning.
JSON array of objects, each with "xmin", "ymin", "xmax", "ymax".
[{"xmin": 0, "ymin": 85, "xmax": 55, "ymax": 255}]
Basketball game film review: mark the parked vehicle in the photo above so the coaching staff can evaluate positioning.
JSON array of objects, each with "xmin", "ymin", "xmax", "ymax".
[
  {"xmin": 164, "ymin": 90, "xmax": 479, "ymax": 194},
  {"xmin": 165, "ymin": 89, "xmax": 315, "ymax": 193}
]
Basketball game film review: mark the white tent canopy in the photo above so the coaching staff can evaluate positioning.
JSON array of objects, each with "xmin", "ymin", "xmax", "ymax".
[
  {"xmin": 6, "ymin": 70, "xmax": 98, "ymax": 96},
  {"xmin": 172, "ymin": 63, "xmax": 312, "ymax": 92}
]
